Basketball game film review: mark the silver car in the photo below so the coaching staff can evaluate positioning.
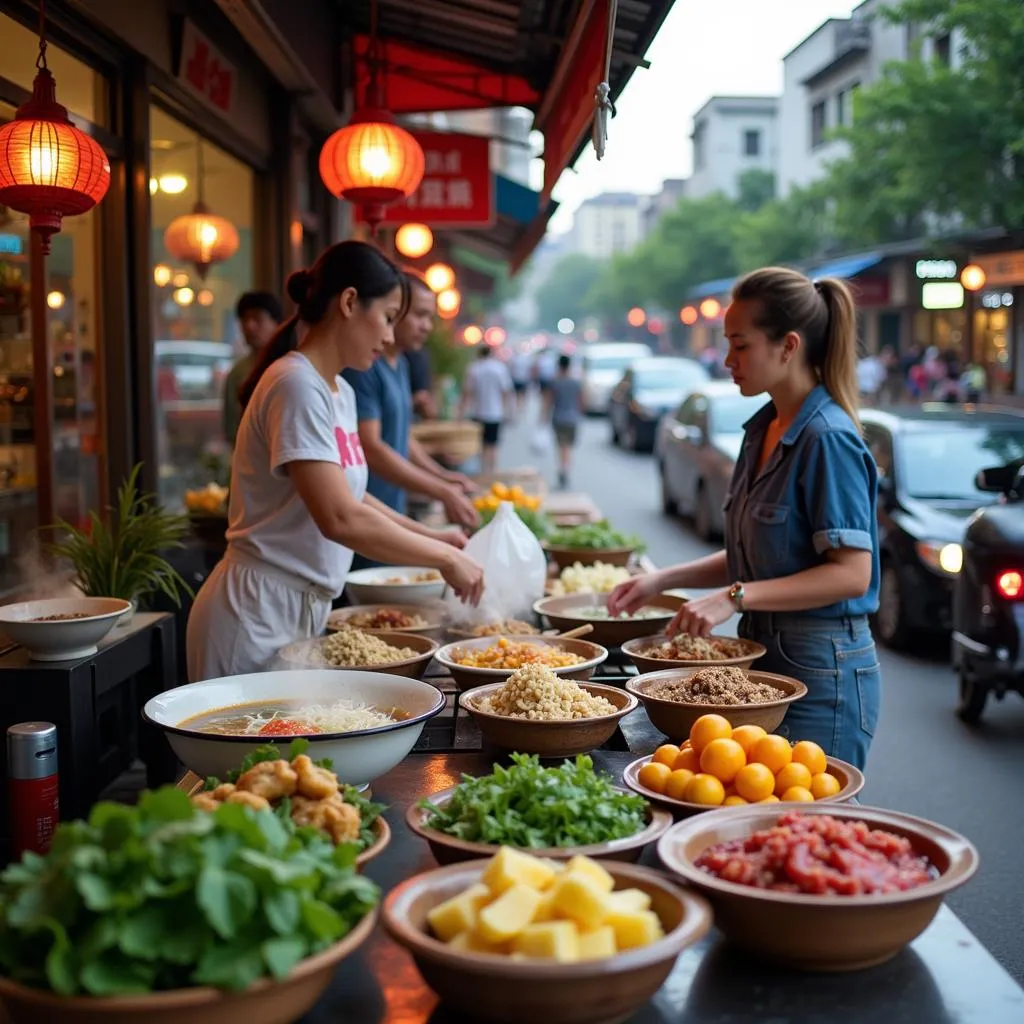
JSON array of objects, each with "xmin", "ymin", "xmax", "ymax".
[
  {"xmin": 656, "ymin": 382, "xmax": 769, "ymax": 539},
  {"xmin": 579, "ymin": 342, "xmax": 652, "ymax": 414}
]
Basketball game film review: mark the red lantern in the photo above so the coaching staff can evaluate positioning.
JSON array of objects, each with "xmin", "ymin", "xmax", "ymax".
[
  {"xmin": 164, "ymin": 203, "xmax": 240, "ymax": 280},
  {"xmin": 0, "ymin": 48, "xmax": 109, "ymax": 255}
]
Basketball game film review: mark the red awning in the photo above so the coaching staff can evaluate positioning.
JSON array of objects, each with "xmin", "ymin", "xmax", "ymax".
[{"xmin": 353, "ymin": 36, "xmax": 539, "ymax": 113}]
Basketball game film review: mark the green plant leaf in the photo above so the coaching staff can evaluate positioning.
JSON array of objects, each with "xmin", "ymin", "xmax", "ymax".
[
  {"xmin": 196, "ymin": 866, "xmax": 257, "ymax": 940},
  {"xmin": 261, "ymin": 936, "xmax": 308, "ymax": 979}
]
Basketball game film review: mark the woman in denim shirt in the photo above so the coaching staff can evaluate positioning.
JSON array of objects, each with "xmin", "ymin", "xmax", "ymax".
[{"xmin": 610, "ymin": 268, "xmax": 880, "ymax": 769}]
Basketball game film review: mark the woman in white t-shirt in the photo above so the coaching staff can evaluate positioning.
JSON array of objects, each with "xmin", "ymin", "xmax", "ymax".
[{"xmin": 187, "ymin": 241, "xmax": 484, "ymax": 680}]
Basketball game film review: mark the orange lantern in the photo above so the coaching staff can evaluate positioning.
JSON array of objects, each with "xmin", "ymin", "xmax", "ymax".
[
  {"xmin": 425, "ymin": 263, "xmax": 456, "ymax": 293},
  {"xmin": 395, "ymin": 223, "xmax": 433, "ymax": 259},
  {"xmin": 437, "ymin": 287, "xmax": 461, "ymax": 319},
  {"xmin": 679, "ymin": 305, "xmax": 698, "ymax": 326},
  {"xmin": 700, "ymin": 297, "xmax": 722, "ymax": 320},
  {"xmin": 627, "ymin": 307, "xmax": 646, "ymax": 328},
  {"xmin": 463, "ymin": 324, "xmax": 483, "ymax": 344},
  {"xmin": 0, "ymin": 8, "xmax": 110, "ymax": 254},
  {"xmin": 961, "ymin": 264, "xmax": 986, "ymax": 292}
]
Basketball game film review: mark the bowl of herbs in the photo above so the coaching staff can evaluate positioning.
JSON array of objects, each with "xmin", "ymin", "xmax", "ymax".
[
  {"xmin": 406, "ymin": 753, "xmax": 672, "ymax": 866},
  {"xmin": 543, "ymin": 521, "xmax": 645, "ymax": 571}
]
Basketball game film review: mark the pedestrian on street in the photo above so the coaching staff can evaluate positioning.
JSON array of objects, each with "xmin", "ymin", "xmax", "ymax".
[
  {"xmin": 544, "ymin": 354, "xmax": 583, "ymax": 490},
  {"xmin": 461, "ymin": 344, "xmax": 513, "ymax": 475},
  {"xmin": 608, "ymin": 267, "xmax": 881, "ymax": 770},
  {"xmin": 510, "ymin": 345, "xmax": 534, "ymax": 415},
  {"xmin": 223, "ymin": 291, "xmax": 282, "ymax": 445},
  {"xmin": 187, "ymin": 241, "xmax": 483, "ymax": 681}
]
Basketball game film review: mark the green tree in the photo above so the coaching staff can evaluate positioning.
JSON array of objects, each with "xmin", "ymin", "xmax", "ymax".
[
  {"xmin": 735, "ymin": 169, "xmax": 776, "ymax": 214},
  {"xmin": 533, "ymin": 253, "xmax": 604, "ymax": 330},
  {"xmin": 732, "ymin": 182, "xmax": 833, "ymax": 270}
]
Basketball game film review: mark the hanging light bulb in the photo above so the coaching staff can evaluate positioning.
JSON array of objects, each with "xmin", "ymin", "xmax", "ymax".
[
  {"xmin": 437, "ymin": 287, "xmax": 461, "ymax": 319},
  {"xmin": 425, "ymin": 263, "xmax": 455, "ymax": 293},
  {"xmin": 395, "ymin": 223, "xmax": 433, "ymax": 259},
  {"xmin": 173, "ymin": 286, "xmax": 195, "ymax": 306},
  {"xmin": 46, "ymin": 289, "xmax": 64, "ymax": 309},
  {"xmin": 153, "ymin": 264, "xmax": 172, "ymax": 287},
  {"xmin": 157, "ymin": 173, "xmax": 188, "ymax": 195}
]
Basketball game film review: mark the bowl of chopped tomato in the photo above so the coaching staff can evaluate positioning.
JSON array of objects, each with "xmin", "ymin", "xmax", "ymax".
[{"xmin": 656, "ymin": 804, "xmax": 979, "ymax": 972}]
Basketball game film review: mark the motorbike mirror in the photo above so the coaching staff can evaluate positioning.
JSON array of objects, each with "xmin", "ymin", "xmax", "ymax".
[{"xmin": 976, "ymin": 464, "xmax": 1019, "ymax": 494}]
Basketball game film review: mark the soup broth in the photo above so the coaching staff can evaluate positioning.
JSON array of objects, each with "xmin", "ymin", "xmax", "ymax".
[{"xmin": 181, "ymin": 698, "xmax": 407, "ymax": 737}]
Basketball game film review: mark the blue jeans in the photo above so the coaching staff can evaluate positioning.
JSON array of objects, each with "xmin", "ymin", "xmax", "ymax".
[{"xmin": 738, "ymin": 613, "xmax": 881, "ymax": 771}]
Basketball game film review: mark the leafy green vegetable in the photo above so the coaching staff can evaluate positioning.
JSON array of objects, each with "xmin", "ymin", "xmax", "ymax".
[
  {"xmin": 418, "ymin": 753, "xmax": 648, "ymax": 849},
  {"xmin": 478, "ymin": 504, "xmax": 553, "ymax": 539},
  {"xmin": 203, "ymin": 739, "xmax": 386, "ymax": 852},
  {"xmin": 548, "ymin": 519, "xmax": 645, "ymax": 552},
  {"xmin": 0, "ymin": 787, "xmax": 379, "ymax": 996}
]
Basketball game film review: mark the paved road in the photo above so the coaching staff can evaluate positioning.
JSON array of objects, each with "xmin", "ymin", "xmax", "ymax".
[{"xmin": 496, "ymin": 401, "xmax": 1024, "ymax": 984}]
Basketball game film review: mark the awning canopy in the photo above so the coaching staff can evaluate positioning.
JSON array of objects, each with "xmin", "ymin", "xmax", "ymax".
[{"xmin": 805, "ymin": 252, "xmax": 884, "ymax": 280}]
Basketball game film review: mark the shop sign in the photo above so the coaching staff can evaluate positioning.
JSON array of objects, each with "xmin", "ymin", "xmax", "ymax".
[
  {"xmin": 176, "ymin": 21, "xmax": 236, "ymax": 117},
  {"xmin": 915, "ymin": 259, "xmax": 958, "ymax": 280},
  {"xmin": 852, "ymin": 276, "xmax": 890, "ymax": 307},
  {"xmin": 974, "ymin": 250, "xmax": 1024, "ymax": 288},
  {"xmin": 981, "ymin": 291, "xmax": 1015, "ymax": 309},
  {"xmin": 922, "ymin": 282, "xmax": 965, "ymax": 310},
  {"xmin": 359, "ymin": 133, "xmax": 493, "ymax": 228}
]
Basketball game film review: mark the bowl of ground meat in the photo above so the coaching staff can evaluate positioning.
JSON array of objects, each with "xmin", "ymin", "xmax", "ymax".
[
  {"xmin": 656, "ymin": 804, "xmax": 979, "ymax": 971},
  {"xmin": 0, "ymin": 597, "xmax": 133, "ymax": 662},
  {"xmin": 327, "ymin": 602, "xmax": 446, "ymax": 640},
  {"xmin": 626, "ymin": 666, "xmax": 808, "ymax": 739},
  {"xmin": 621, "ymin": 632, "xmax": 766, "ymax": 675},
  {"xmin": 533, "ymin": 592, "xmax": 688, "ymax": 647}
]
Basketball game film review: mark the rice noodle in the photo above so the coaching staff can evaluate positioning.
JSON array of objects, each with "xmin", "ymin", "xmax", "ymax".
[{"xmin": 200, "ymin": 698, "xmax": 394, "ymax": 736}]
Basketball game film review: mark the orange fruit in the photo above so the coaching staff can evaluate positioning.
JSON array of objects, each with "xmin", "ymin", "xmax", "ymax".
[
  {"xmin": 734, "ymin": 762, "xmax": 776, "ymax": 803},
  {"xmin": 683, "ymin": 773, "xmax": 726, "ymax": 806},
  {"xmin": 671, "ymin": 747, "xmax": 701, "ymax": 773},
  {"xmin": 699, "ymin": 738, "xmax": 747, "ymax": 784},
  {"xmin": 664, "ymin": 769, "xmax": 695, "ymax": 801},
  {"xmin": 758, "ymin": 794, "xmax": 780, "ymax": 803},
  {"xmin": 637, "ymin": 761, "xmax": 672, "ymax": 794},
  {"xmin": 652, "ymin": 744, "xmax": 681, "ymax": 767},
  {"xmin": 689, "ymin": 714, "xmax": 732, "ymax": 753},
  {"xmin": 780, "ymin": 786, "xmax": 814, "ymax": 802},
  {"xmin": 791, "ymin": 740, "xmax": 827, "ymax": 776},
  {"xmin": 730, "ymin": 724, "xmax": 768, "ymax": 755},
  {"xmin": 681, "ymin": 739, "xmax": 693, "ymax": 750},
  {"xmin": 773, "ymin": 762, "xmax": 813, "ymax": 796},
  {"xmin": 723, "ymin": 795, "xmax": 748, "ymax": 806},
  {"xmin": 810, "ymin": 772, "xmax": 842, "ymax": 800},
  {"xmin": 749, "ymin": 734, "xmax": 793, "ymax": 774}
]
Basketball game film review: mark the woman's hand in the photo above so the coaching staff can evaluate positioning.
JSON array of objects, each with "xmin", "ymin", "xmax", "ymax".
[
  {"xmin": 442, "ymin": 549, "xmax": 485, "ymax": 606},
  {"xmin": 442, "ymin": 485, "xmax": 481, "ymax": 530},
  {"xmin": 445, "ymin": 471, "xmax": 477, "ymax": 495},
  {"xmin": 432, "ymin": 525, "xmax": 468, "ymax": 549},
  {"xmin": 667, "ymin": 589, "xmax": 735, "ymax": 638},
  {"xmin": 607, "ymin": 571, "xmax": 664, "ymax": 616}
]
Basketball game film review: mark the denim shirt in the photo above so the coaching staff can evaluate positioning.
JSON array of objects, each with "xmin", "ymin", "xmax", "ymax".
[{"xmin": 724, "ymin": 385, "xmax": 880, "ymax": 618}]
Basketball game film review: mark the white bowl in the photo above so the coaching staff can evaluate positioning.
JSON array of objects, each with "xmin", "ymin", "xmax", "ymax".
[
  {"xmin": 0, "ymin": 597, "xmax": 132, "ymax": 661},
  {"xmin": 345, "ymin": 566, "xmax": 446, "ymax": 605},
  {"xmin": 142, "ymin": 669, "xmax": 446, "ymax": 785}
]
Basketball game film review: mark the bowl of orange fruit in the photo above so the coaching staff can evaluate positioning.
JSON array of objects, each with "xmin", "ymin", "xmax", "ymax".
[{"xmin": 622, "ymin": 713, "xmax": 864, "ymax": 817}]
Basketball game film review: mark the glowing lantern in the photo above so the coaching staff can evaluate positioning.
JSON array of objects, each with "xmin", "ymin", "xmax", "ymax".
[
  {"xmin": 0, "ymin": 6, "xmax": 110, "ymax": 255},
  {"xmin": 437, "ymin": 287, "xmax": 461, "ymax": 319},
  {"xmin": 463, "ymin": 325, "xmax": 483, "ymax": 344},
  {"xmin": 173, "ymin": 286, "xmax": 195, "ymax": 306},
  {"xmin": 627, "ymin": 307, "xmax": 646, "ymax": 328},
  {"xmin": 425, "ymin": 262, "xmax": 455, "ymax": 293},
  {"xmin": 153, "ymin": 264, "xmax": 172, "ymax": 287},
  {"xmin": 680, "ymin": 305, "xmax": 698, "ymax": 325},
  {"xmin": 46, "ymin": 290, "xmax": 64, "ymax": 309},
  {"xmin": 395, "ymin": 223, "xmax": 433, "ymax": 259},
  {"xmin": 961, "ymin": 264, "xmax": 986, "ymax": 292},
  {"xmin": 700, "ymin": 297, "xmax": 722, "ymax": 319},
  {"xmin": 484, "ymin": 326, "xmax": 507, "ymax": 347}
]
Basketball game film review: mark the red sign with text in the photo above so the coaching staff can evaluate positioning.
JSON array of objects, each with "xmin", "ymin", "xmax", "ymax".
[
  {"xmin": 178, "ymin": 21, "xmax": 236, "ymax": 116},
  {"xmin": 359, "ymin": 132, "xmax": 494, "ymax": 228}
]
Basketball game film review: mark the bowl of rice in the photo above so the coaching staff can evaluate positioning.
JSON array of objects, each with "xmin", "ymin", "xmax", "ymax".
[
  {"xmin": 279, "ymin": 627, "xmax": 439, "ymax": 679},
  {"xmin": 534, "ymin": 592, "xmax": 688, "ymax": 647},
  {"xmin": 459, "ymin": 664, "xmax": 639, "ymax": 757},
  {"xmin": 625, "ymin": 666, "xmax": 808, "ymax": 739},
  {"xmin": 621, "ymin": 632, "xmax": 766, "ymax": 674}
]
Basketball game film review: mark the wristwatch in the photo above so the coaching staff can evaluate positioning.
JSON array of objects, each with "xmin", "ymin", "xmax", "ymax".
[{"xmin": 728, "ymin": 582, "xmax": 746, "ymax": 613}]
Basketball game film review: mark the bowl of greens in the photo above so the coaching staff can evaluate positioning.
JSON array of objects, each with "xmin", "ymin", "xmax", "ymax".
[
  {"xmin": 543, "ymin": 521, "xmax": 645, "ymax": 571},
  {"xmin": 0, "ymin": 787, "xmax": 379, "ymax": 1024},
  {"xmin": 406, "ymin": 754, "xmax": 672, "ymax": 866}
]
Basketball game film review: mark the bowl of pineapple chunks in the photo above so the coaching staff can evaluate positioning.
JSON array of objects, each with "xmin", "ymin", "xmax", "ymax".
[{"xmin": 382, "ymin": 847, "xmax": 711, "ymax": 1024}]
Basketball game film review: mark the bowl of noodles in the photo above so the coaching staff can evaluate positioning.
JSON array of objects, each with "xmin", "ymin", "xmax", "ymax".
[
  {"xmin": 142, "ymin": 669, "xmax": 446, "ymax": 785},
  {"xmin": 621, "ymin": 633, "xmax": 766, "ymax": 674}
]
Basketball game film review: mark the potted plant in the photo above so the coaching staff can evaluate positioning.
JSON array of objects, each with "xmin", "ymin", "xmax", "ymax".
[{"xmin": 46, "ymin": 464, "xmax": 194, "ymax": 625}]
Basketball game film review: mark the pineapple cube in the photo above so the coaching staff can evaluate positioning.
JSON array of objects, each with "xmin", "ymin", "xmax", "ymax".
[
  {"xmin": 448, "ymin": 930, "xmax": 509, "ymax": 955},
  {"xmin": 609, "ymin": 910, "xmax": 664, "ymax": 951},
  {"xmin": 550, "ymin": 875, "xmax": 609, "ymax": 931},
  {"xmin": 427, "ymin": 883, "xmax": 492, "ymax": 942},
  {"xmin": 604, "ymin": 888, "xmax": 652, "ymax": 915},
  {"xmin": 482, "ymin": 847, "xmax": 557, "ymax": 896},
  {"xmin": 533, "ymin": 888, "xmax": 560, "ymax": 923},
  {"xmin": 564, "ymin": 855, "xmax": 615, "ymax": 894},
  {"xmin": 477, "ymin": 883, "xmax": 544, "ymax": 944},
  {"xmin": 578, "ymin": 925, "xmax": 617, "ymax": 961},
  {"xmin": 512, "ymin": 921, "xmax": 581, "ymax": 962}
]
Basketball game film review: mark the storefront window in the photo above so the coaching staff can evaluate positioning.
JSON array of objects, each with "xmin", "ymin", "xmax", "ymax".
[
  {"xmin": 912, "ymin": 309, "xmax": 967, "ymax": 354},
  {"xmin": 973, "ymin": 298, "xmax": 1014, "ymax": 395},
  {"xmin": 149, "ymin": 106, "xmax": 254, "ymax": 509}
]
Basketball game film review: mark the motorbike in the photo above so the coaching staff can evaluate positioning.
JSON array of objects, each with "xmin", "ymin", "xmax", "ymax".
[{"xmin": 951, "ymin": 461, "xmax": 1024, "ymax": 723}]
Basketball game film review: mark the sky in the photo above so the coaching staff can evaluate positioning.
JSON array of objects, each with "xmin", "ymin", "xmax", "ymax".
[{"xmin": 541, "ymin": 0, "xmax": 858, "ymax": 232}]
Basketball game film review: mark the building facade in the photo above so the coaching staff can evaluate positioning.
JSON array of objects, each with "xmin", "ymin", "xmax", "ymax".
[
  {"xmin": 642, "ymin": 178, "xmax": 687, "ymax": 237},
  {"xmin": 688, "ymin": 96, "xmax": 778, "ymax": 200},
  {"xmin": 567, "ymin": 192, "xmax": 645, "ymax": 260}
]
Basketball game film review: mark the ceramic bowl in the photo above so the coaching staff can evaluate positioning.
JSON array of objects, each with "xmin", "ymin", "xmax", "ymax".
[
  {"xmin": 406, "ymin": 785, "xmax": 673, "ymax": 866},
  {"xmin": 142, "ymin": 670, "xmax": 445, "ymax": 786},
  {"xmin": 0, "ymin": 907, "xmax": 377, "ymax": 1024},
  {"xmin": 344, "ymin": 566, "xmax": 446, "ymax": 605},
  {"xmin": 543, "ymin": 544, "xmax": 636, "ymax": 572},
  {"xmin": 0, "ymin": 597, "xmax": 133, "ymax": 661},
  {"xmin": 622, "ymin": 753, "xmax": 864, "ymax": 817},
  {"xmin": 458, "ymin": 681, "xmax": 638, "ymax": 758},
  {"xmin": 533, "ymin": 592, "xmax": 687, "ymax": 648},
  {"xmin": 621, "ymin": 634, "xmax": 766, "ymax": 675},
  {"xmin": 278, "ymin": 632, "xmax": 439, "ymax": 680},
  {"xmin": 382, "ymin": 860, "xmax": 712, "ymax": 1024},
  {"xmin": 434, "ymin": 635, "xmax": 609, "ymax": 693},
  {"xmin": 326, "ymin": 601, "xmax": 446, "ymax": 640},
  {"xmin": 625, "ymin": 668, "xmax": 808, "ymax": 740},
  {"xmin": 657, "ymin": 803, "xmax": 979, "ymax": 971}
]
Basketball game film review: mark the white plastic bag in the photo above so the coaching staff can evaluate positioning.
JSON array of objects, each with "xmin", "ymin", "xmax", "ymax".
[
  {"xmin": 446, "ymin": 501, "xmax": 547, "ymax": 624},
  {"xmin": 530, "ymin": 423, "xmax": 554, "ymax": 456}
]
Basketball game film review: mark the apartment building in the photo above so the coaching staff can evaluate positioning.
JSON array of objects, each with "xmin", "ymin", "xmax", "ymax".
[
  {"xmin": 688, "ymin": 96, "xmax": 779, "ymax": 199},
  {"xmin": 642, "ymin": 179, "xmax": 688, "ymax": 237},
  {"xmin": 567, "ymin": 192, "xmax": 646, "ymax": 259}
]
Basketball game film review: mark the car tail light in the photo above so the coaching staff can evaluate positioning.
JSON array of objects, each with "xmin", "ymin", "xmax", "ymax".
[{"xmin": 995, "ymin": 571, "xmax": 1024, "ymax": 600}]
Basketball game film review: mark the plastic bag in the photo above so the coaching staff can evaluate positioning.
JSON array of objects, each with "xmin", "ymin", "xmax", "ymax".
[
  {"xmin": 530, "ymin": 423, "xmax": 554, "ymax": 456},
  {"xmin": 446, "ymin": 501, "xmax": 547, "ymax": 624}
]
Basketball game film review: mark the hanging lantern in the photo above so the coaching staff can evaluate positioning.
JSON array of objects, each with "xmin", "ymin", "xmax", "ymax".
[
  {"xmin": 0, "ymin": 4, "xmax": 110, "ymax": 255},
  {"xmin": 395, "ymin": 223, "xmax": 433, "ymax": 259},
  {"xmin": 425, "ymin": 262, "xmax": 455, "ymax": 293},
  {"xmin": 437, "ymin": 287, "xmax": 460, "ymax": 319}
]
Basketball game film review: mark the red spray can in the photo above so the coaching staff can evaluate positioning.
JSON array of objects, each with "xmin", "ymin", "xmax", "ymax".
[{"xmin": 8, "ymin": 722, "xmax": 59, "ymax": 857}]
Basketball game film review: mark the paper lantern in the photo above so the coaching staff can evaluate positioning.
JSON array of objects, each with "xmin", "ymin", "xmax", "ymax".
[
  {"xmin": 164, "ymin": 203, "xmax": 240, "ymax": 280},
  {"xmin": 437, "ymin": 287, "xmax": 460, "ymax": 319},
  {"xmin": 425, "ymin": 263, "xmax": 455, "ymax": 293},
  {"xmin": 395, "ymin": 223, "xmax": 433, "ymax": 259}
]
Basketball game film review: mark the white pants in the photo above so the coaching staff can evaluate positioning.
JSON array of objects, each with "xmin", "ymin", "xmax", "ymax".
[{"xmin": 186, "ymin": 550, "xmax": 333, "ymax": 681}]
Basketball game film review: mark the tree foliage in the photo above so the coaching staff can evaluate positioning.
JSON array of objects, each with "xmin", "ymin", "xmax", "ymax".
[{"xmin": 533, "ymin": 253, "xmax": 604, "ymax": 329}]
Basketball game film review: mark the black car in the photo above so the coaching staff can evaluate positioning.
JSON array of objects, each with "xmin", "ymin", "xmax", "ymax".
[
  {"xmin": 608, "ymin": 357, "xmax": 709, "ymax": 452},
  {"xmin": 862, "ymin": 405, "xmax": 1024, "ymax": 648}
]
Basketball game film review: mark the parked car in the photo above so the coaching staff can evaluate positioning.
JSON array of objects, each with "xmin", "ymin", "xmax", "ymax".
[
  {"xmin": 656, "ymin": 382, "xmax": 768, "ymax": 539},
  {"xmin": 862, "ymin": 405, "xmax": 1024, "ymax": 648},
  {"xmin": 579, "ymin": 342, "xmax": 652, "ymax": 414}
]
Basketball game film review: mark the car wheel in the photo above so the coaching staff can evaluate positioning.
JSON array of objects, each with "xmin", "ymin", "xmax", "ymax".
[
  {"xmin": 957, "ymin": 672, "xmax": 989, "ymax": 724},
  {"xmin": 660, "ymin": 464, "xmax": 677, "ymax": 515},
  {"xmin": 694, "ymin": 483, "xmax": 714, "ymax": 541},
  {"xmin": 874, "ymin": 559, "xmax": 912, "ymax": 649}
]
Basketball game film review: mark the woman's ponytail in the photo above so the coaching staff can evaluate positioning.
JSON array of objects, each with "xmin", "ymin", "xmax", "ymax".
[
  {"xmin": 238, "ymin": 313, "xmax": 301, "ymax": 409},
  {"xmin": 815, "ymin": 277, "xmax": 860, "ymax": 431}
]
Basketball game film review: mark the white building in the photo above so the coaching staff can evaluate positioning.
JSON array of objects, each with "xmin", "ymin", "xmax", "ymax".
[
  {"xmin": 567, "ymin": 192, "xmax": 645, "ymax": 259},
  {"xmin": 642, "ymin": 178, "xmax": 688, "ymax": 237},
  {"xmin": 687, "ymin": 96, "xmax": 779, "ymax": 199}
]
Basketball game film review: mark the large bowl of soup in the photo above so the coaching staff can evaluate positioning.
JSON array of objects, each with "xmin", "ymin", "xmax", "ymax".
[{"xmin": 143, "ymin": 670, "xmax": 446, "ymax": 786}]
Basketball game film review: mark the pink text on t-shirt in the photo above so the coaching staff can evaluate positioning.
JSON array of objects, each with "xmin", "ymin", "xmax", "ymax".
[{"xmin": 336, "ymin": 427, "xmax": 365, "ymax": 468}]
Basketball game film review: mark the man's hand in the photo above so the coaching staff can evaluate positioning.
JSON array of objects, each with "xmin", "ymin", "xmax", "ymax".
[
  {"xmin": 445, "ymin": 471, "xmax": 477, "ymax": 495},
  {"xmin": 432, "ymin": 525, "xmax": 468, "ymax": 549}
]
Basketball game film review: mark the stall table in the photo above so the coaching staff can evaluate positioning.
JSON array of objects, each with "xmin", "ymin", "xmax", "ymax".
[{"xmin": 298, "ymin": 750, "xmax": 1024, "ymax": 1024}]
